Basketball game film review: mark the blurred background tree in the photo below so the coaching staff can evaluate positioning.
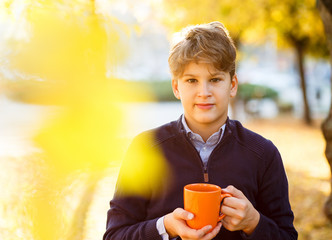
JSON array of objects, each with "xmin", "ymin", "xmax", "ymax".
[
  {"xmin": 263, "ymin": 0, "xmax": 329, "ymax": 125},
  {"xmin": 318, "ymin": 0, "xmax": 332, "ymax": 222}
]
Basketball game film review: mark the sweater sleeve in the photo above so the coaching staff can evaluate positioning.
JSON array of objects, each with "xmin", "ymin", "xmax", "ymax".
[
  {"xmin": 103, "ymin": 196, "xmax": 162, "ymax": 240},
  {"xmin": 242, "ymin": 142, "xmax": 297, "ymax": 240},
  {"xmin": 103, "ymin": 131, "xmax": 166, "ymax": 240}
]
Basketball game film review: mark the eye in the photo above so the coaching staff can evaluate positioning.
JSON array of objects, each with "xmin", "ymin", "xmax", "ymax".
[
  {"xmin": 187, "ymin": 78, "xmax": 197, "ymax": 83},
  {"xmin": 210, "ymin": 78, "xmax": 221, "ymax": 82}
]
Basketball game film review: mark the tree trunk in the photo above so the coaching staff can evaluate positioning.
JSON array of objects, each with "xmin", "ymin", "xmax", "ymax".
[
  {"xmin": 294, "ymin": 42, "xmax": 312, "ymax": 125},
  {"xmin": 322, "ymin": 114, "xmax": 332, "ymax": 222},
  {"xmin": 317, "ymin": 0, "xmax": 332, "ymax": 222}
]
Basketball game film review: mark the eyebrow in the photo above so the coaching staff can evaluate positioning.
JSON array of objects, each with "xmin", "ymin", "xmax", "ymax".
[
  {"xmin": 182, "ymin": 74, "xmax": 196, "ymax": 77},
  {"xmin": 210, "ymin": 72, "xmax": 226, "ymax": 77},
  {"xmin": 182, "ymin": 72, "xmax": 226, "ymax": 77}
]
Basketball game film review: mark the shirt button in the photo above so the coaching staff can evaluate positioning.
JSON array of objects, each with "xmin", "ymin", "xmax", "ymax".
[{"xmin": 203, "ymin": 147, "xmax": 206, "ymax": 151}]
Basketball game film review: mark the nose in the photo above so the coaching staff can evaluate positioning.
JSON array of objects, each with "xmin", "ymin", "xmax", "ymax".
[{"xmin": 198, "ymin": 82, "xmax": 211, "ymax": 98}]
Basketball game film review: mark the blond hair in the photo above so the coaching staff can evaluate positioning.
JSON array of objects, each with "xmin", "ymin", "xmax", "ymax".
[{"xmin": 168, "ymin": 21, "xmax": 236, "ymax": 79}]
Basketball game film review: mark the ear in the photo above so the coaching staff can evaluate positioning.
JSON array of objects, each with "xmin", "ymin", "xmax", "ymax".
[
  {"xmin": 171, "ymin": 78, "xmax": 181, "ymax": 99},
  {"xmin": 230, "ymin": 74, "xmax": 238, "ymax": 98}
]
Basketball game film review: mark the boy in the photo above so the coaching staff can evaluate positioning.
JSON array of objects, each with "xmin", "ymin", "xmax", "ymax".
[{"xmin": 103, "ymin": 21, "xmax": 297, "ymax": 240}]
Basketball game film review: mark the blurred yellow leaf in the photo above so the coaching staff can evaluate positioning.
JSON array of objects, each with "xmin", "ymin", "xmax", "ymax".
[{"xmin": 2, "ymin": 1, "xmax": 168, "ymax": 240}]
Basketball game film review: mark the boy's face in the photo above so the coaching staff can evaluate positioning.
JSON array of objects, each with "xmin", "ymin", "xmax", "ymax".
[{"xmin": 172, "ymin": 61, "xmax": 238, "ymax": 132}]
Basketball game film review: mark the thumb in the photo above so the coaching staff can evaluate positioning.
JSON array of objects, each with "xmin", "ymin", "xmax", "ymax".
[{"xmin": 173, "ymin": 208, "xmax": 194, "ymax": 220}]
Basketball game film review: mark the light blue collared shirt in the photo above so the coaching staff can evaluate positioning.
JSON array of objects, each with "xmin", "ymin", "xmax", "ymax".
[{"xmin": 181, "ymin": 114, "xmax": 226, "ymax": 167}]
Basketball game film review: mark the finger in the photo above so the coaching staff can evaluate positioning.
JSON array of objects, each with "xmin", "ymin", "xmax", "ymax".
[
  {"xmin": 224, "ymin": 198, "xmax": 250, "ymax": 218},
  {"xmin": 180, "ymin": 225, "xmax": 212, "ymax": 239},
  {"xmin": 221, "ymin": 204, "xmax": 238, "ymax": 216},
  {"xmin": 186, "ymin": 225, "xmax": 213, "ymax": 239},
  {"xmin": 223, "ymin": 196, "xmax": 246, "ymax": 210},
  {"xmin": 222, "ymin": 202, "xmax": 248, "ymax": 223},
  {"xmin": 221, "ymin": 218, "xmax": 236, "ymax": 232},
  {"xmin": 222, "ymin": 185, "xmax": 245, "ymax": 199},
  {"xmin": 199, "ymin": 225, "xmax": 213, "ymax": 234},
  {"xmin": 173, "ymin": 208, "xmax": 194, "ymax": 221},
  {"xmin": 201, "ymin": 222, "xmax": 222, "ymax": 240}
]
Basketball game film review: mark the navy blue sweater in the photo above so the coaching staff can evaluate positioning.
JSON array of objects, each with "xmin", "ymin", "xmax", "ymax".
[{"xmin": 103, "ymin": 117, "xmax": 297, "ymax": 240}]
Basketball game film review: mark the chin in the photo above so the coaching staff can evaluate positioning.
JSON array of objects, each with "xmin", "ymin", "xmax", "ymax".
[
  {"xmin": 196, "ymin": 117, "xmax": 216, "ymax": 124},
  {"xmin": 197, "ymin": 115, "xmax": 225, "ymax": 124}
]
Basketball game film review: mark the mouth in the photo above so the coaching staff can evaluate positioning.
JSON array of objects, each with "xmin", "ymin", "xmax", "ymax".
[{"xmin": 195, "ymin": 103, "xmax": 214, "ymax": 109}]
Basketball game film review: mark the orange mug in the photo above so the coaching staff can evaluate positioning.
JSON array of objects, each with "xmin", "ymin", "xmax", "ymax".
[{"xmin": 184, "ymin": 183, "xmax": 231, "ymax": 230}]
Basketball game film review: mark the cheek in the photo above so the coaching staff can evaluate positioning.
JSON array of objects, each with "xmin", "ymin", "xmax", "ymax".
[
  {"xmin": 179, "ymin": 93, "xmax": 195, "ymax": 107},
  {"xmin": 214, "ymin": 89, "xmax": 229, "ymax": 99},
  {"xmin": 179, "ymin": 86, "xmax": 194, "ymax": 98}
]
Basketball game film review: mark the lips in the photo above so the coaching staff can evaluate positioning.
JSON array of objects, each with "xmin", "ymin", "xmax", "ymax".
[{"xmin": 195, "ymin": 103, "xmax": 214, "ymax": 109}]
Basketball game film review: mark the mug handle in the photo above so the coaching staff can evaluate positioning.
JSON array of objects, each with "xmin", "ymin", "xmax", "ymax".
[{"xmin": 218, "ymin": 192, "xmax": 232, "ymax": 221}]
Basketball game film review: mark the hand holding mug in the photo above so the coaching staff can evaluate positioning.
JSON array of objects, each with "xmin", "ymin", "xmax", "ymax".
[
  {"xmin": 164, "ymin": 208, "xmax": 222, "ymax": 240},
  {"xmin": 184, "ymin": 183, "xmax": 231, "ymax": 230},
  {"xmin": 220, "ymin": 185, "xmax": 260, "ymax": 235}
]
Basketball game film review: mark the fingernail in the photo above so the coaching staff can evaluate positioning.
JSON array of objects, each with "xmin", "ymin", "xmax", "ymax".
[
  {"xmin": 188, "ymin": 213, "xmax": 194, "ymax": 219},
  {"xmin": 207, "ymin": 225, "xmax": 212, "ymax": 230}
]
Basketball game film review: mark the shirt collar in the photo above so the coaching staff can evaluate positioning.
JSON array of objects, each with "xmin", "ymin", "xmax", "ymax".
[{"xmin": 181, "ymin": 114, "xmax": 226, "ymax": 144}]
